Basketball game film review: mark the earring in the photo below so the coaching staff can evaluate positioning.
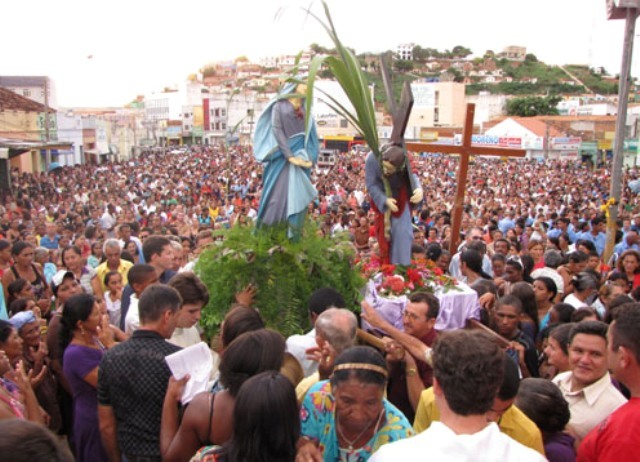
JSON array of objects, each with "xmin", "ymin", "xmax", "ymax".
[{"xmin": 80, "ymin": 325, "xmax": 85, "ymax": 337}]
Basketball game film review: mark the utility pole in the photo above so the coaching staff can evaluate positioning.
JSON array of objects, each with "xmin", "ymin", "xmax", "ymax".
[
  {"xmin": 544, "ymin": 122, "xmax": 550, "ymax": 160},
  {"xmin": 43, "ymin": 76, "xmax": 52, "ymax": 168},
  {"xmin": 604, "ymin": 2, "xmax": 639, "ymax": 264}
]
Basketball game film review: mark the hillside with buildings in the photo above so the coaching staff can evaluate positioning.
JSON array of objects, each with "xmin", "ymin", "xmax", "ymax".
[{"xmin": 0, "ymin": 43, "xmax": 638, "ymax": 176}]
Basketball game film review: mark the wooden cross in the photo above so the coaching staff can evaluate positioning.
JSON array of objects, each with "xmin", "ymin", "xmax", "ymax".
[{"xmin": 406, "ymin": 103, "xmax": 526, "ymax": 254}]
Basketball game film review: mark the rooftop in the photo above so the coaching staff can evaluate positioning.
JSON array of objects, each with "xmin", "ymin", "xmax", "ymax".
[
  {"xmin": 0, "ymin": 76, "xmax": 48, "ymax": 87},
  {"xmin": 0, "ymin": 87, "xmax": 53, "ymax": 112}
]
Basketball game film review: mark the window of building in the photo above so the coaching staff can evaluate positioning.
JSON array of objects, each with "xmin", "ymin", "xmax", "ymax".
[
  {"xmin": 340, "ymin": 119, "xmax": 348, "ymax": 128},
  {"xmin": 434, "ymin": 108, "xmax": 439, "ymax": 123},
  {"xmin": 23, "ymin": 89, "xmax": 31, "ymax": 97}
]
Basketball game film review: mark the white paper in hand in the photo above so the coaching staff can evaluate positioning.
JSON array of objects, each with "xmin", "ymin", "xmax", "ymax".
[{"xmin": 165, "ymin": 342, "xmax": 213, "ymax": 405}]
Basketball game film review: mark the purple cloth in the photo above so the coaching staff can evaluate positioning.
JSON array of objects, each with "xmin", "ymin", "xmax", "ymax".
[
  {"xmin": 361, "ymin": 279, "xmax": 407, "ymax": 334},
  {"xmin": 361, "ymin": 278, "xmax": 480, "ymax": 333},
  {"xmin": 544, "ymin": 432, "xmax": 576, "ymax": 462},
  {"xmin": 63, "ymin": 344, "xmax": 107, "ymax": 462}
]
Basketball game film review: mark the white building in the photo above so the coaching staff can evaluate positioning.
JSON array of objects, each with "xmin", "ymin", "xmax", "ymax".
[
  {"xmin": 396, "ymin": 43, "xmax": 415, "ymax": 61},
  {"xmin": 0, "ymin": 76, "xmax": 57, "ymax": 108},
  {"xmin": 406, "ymin": 81, "xmax": 466, "ymax": 138},
  {"xmin": 467, "ymin": 92, "xmax": 508, "ymax": 128},
  {"xmin": 56, "ymin": 112, "xmax": 84, "ymax": 165}
]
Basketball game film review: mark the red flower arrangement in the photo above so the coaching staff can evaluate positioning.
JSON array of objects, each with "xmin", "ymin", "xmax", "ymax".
[{"xmin": 358, "ymin": 256, "xmax": 458, "ymax": 297}]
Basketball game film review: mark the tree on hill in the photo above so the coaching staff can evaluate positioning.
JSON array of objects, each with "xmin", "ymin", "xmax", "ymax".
[
  {"xmin": 451, "ymin": 45, "xmax": 472, "ymax": 58},
  {"xmin": 444, "ymin": 67, "xmax": 464, "ymax": 83},
  {"xmin": 525, "ymin": 53, "xmax": 538, "ymax": 63},
  {"xmin": 201, "ymin": 66, "xmax": 216, "ymax": 77},
  {"xmin": 412, "ymin": 46, "xmax": 443, "ymax": 61},
  {"xmin": 506, "ymin": 95, "xmax": 561, "ymax": 116},
  {"xmin": 395, "ymin": 59, "xmax": 414, "ymax": 72}
]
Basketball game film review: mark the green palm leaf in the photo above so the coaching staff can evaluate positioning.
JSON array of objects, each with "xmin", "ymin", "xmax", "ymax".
[{"xmin": 304, "ymin": 1, "xmax": 380, "ymax": 157}]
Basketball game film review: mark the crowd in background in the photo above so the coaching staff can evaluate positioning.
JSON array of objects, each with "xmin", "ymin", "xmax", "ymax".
[{"xmin": 0, "ymin": 145, "xmax": 639, "ymax": 462}]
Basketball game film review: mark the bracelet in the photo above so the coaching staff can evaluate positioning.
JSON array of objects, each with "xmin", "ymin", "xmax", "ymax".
[{"xmin": 406, "ymin": 367, "xmax": 418, "ymax": 377}]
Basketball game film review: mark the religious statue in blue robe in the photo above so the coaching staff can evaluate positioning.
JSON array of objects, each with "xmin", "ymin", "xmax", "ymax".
[{"xmin": 253, "ymin": 82, "xmax": 319, "ymax": 238}]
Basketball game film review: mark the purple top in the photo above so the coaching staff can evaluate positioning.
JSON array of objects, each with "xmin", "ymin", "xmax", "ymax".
[
  {"xmin": 63, "ymin": 343, "xmax": 107, "ymax": 462},
  {"xmin": 544, "ymin": 432, "xmax": 576, "ymax": 462},
  {"xmin": 63, "ymin": 344, "xmax": 103, "ymax": 418}
]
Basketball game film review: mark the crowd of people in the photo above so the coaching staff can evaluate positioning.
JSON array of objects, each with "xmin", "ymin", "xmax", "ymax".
[{"xmin": 0, "ymin": 143, "xmax": 639, "ymax": 461}]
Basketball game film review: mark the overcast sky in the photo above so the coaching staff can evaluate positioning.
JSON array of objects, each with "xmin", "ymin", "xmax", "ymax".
[{"xmin": 0, "ymin": 0, "xmax": 636, "ymax": 107}]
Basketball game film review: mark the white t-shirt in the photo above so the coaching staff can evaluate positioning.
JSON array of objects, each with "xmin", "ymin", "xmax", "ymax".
[
  {"xmin": 168, "ymin": 326, "xmax": 201, "ymax": 348},
  {"xmin": 370, "ymin": 421, "xmax": 545, "ymax": 462},
  {"xmin": 286, "ymin": 329, "xmax": 318, "ymax": 378},
  {"xmin": 124, "ymin": 294, "xmax": 140, "ymax": 335}
]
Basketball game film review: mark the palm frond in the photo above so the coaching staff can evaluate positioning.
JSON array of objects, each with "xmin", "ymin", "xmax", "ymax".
[{"xmin": 305, "ymin": 1, "xmax": 380, "ymax": 157}]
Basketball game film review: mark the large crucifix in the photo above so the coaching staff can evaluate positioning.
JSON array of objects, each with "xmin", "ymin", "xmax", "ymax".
[{"xmin": 406, "ymin": 103, "xmax": 526, "ymax": 254}]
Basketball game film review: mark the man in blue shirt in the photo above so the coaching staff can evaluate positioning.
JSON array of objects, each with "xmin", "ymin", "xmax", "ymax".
[
  {"xmin": 498, "ymin": 210, "xmax": 516, "ymax": 235},
  {"xmin": 580, "ymin": 216, "xmax": 606, "ymax": 257},
  {"xmin": 39, "ymin": 222, "xmax": 59, "ymax": 250},
  {"xmin": 547, "ymin": 217, "xmax": 576, "ymax": 243},
  {"xmin": 614, "ymin": 229, "xmax": 640, "ymax": 256}
]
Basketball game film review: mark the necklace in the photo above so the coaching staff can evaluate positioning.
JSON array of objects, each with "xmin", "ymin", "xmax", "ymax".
[{"xmin": 337, "ymin": 407, "xmax": 385, "ymax": 452}]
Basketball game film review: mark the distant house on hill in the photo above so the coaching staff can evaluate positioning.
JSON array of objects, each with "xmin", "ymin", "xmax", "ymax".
[{"xmin": 498, "ymin": 46, "xmax": 527, "ymax": 61}]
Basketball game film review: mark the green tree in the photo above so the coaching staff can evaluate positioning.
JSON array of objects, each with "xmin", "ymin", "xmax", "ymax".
[
  {"xmin": 506, "ymin": 95, "xmax": 561, "ymax": 116},
  {"xmin": 394, "ymin": 59, "xmax": 414, "ymax": 72},
  {"xmin": 446, "ymin": 67, "xmax": 464, "ymax": 83},
  {"xmin": 524, "ymin": 53, "xmax": 538, "ymax": 63},
  {"xmin": 201, "ymin": 66, "xmax": 216, "ymax": 77},
  {"xmin": 411, "ymin": 45, "xmax": 426, "ymax": 62},
  {"xmin": 451, "ymin": 45, "xmax": 472, "ymax": 58}
]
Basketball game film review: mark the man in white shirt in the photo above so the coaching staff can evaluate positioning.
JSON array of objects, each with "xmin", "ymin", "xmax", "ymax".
[
  {"xmin": 167, "ymin": 272, "xmax": 208, "ymax": 348},
  {"xmin": 552, "ymin": 320, "xmax": 627, "ymax": 441},
  {"xmin": 123, "ymin": 264, "xmax": 159, "ymax": 335},
  {"xmin": 449, "ymin": 227, "xmax": 493, "ymax": 281},
  {"xmin": 370, "ymin": 330, "xmax": 544, "ymax": 462}
]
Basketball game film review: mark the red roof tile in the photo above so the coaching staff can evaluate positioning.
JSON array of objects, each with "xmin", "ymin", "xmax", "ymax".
[{"xmin": 0, "ymin": 87, "xmax": 52, "ymax": 112}]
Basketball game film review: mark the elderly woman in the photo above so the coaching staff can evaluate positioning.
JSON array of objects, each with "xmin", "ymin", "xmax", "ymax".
[
  {"xmin": 11, "ymin": 311, "xmax": 61, "ymax": 432},
  {"xmin": 0, "ymin": 321, "xmax": 44, "ymax": 423},
  {"xmin": 297, "ymin": 346, "xmax": 413, "ymax": 461},
  {"xmin": 563, "ymin": 271, "xmax": 599, "ymax": 309}
]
